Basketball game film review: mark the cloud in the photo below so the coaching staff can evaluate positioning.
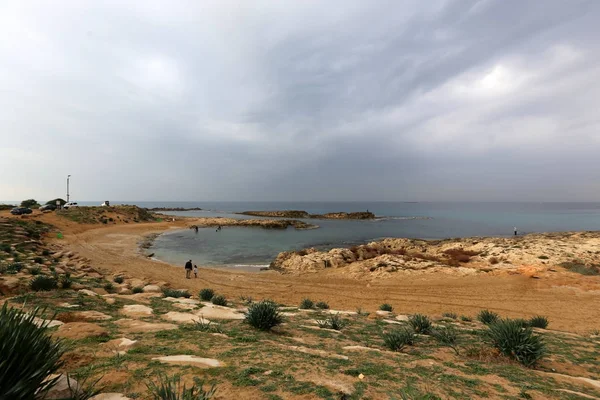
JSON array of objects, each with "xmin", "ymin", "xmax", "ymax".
[{"xmin": 1, "ymin": 0, "xmax": 599, "ymax": 202}]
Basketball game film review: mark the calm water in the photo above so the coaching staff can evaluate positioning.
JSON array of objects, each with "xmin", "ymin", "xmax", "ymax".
[
  {"xmin": 139, "ymin": 201, "xmax": 600, "ymax": 268},
  {"xmin": 6, "ymin": 201, "xmax": 598, "ymax": 268}
]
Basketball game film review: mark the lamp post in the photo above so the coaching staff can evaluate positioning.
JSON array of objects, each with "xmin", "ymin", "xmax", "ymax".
[{"xmin": 67, "ymin": 175, "xmax": 71, "ymax": 203}]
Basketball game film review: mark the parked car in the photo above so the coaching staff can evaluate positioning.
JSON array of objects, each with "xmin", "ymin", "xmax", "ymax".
[
  {"xmin": 10, "ymin": 207, "xmax": 32, "ymax": 215},
  {"xmin": 39, "ymin": 204, "xmax": 57, "ymax": 211},
  {"xmin": 63, "ymin": 202, "xmax": 79, "ymax": 209},
  {"xmin": 101, "ymin": 201, "xmax": 110, "ymax": 206}
]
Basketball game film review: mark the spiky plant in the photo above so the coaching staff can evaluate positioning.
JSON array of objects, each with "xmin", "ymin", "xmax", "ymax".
[
  {"xmin": 199, "ymin": 288, "xmax": 215, "ymax": 301},
  {"xmin": 113, "ymin": 276, "xmax": 124, "ymax": 284},
  {"xmin": 379, "ymin": 303, "xmax": 393, "ymax": 312},
  {"xmin": 528, "ymin": 316, "xmax": 549, "ymax": 329},
  {"xmin": 460, "ymin": 315, "xmax": 472, "ymax": 322},
  {"xmin": 315, "ymin": 301, "xmax": 329, "ymax": 310},
  {"xmin": 432, "ymin": 326, "xmax": 460, "ymax": 354},
  {"xmin": 409, "ymin": 314, "xmax": 432, "ymax": 335},
  {"xmin": 60, "ymin": 273, "xmax": 72, "ymax": 289},
  {"xmin": 146, "ymin": 374, "xmax": 217, "ymax": 400},
  {"xmin": 477, "ymin": 309, "xmax": 499, "ymax": 325},
  {"xmin": 132, "ymin": 286, "xmax": 144, "ymax": 294},
  {"xmin": 486, "ymin": 319, "xmax": 546, "ymax": 367},
  {"xmin": 442, "ymin": 312, "xmax": 457, "ymax": 319},
  {"xmin": 316, "ymin": 314, "xmax": 347, "ymax": 331},
  {"xmin": 30, "ymin": 275, "xmax": 58, "ymax": 291},
  {"xmin": 383, "ymin": 328, "xmax": 416, "ymax": 352},
  {"xmin": 211, "ymin": 295, "xmax": 227, "ymax": 306},
  {"xmin": 299, "ymin": 298, "xmax": 314, "ymax": 309},
  {"xmin": 245, "ymin": 300, "xmax": 284, "ymax": 331},
  {"xmin": 0, "ymin": 303, "xmax": 64, "ymax": 399}
]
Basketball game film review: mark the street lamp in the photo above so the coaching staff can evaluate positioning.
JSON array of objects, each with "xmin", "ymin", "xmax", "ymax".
[{"xmin": 67, "ymin": 175, "xmax": 71, "ymax": 203}]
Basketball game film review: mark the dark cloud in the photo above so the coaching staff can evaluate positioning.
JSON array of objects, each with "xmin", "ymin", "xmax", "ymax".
[{"xmin": 1, "ymin": 0, "xmax": 599, "ymax": 201}]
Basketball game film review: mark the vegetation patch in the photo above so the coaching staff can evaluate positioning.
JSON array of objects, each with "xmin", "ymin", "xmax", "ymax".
[
  {"xmin": 409, "ymin": 314, "xmax": 432, "ymax": 334},
  {"xmin": 478, "ymin": 309, "xmax": 500, "ymax": 325},
  {"xmin": 245, "ymin": 300, "xmax": 284, "ymax": 331},
  {"xmin": 486, "ymin": 319, "xmax": 546, "ymax": 367},
  {"xmin": 383, "ymin": 328, "xmax": 416, "ymax": 352},
  {"xmin": 199, "ymin": 288, "xmax": 215, "ymax": 301}
]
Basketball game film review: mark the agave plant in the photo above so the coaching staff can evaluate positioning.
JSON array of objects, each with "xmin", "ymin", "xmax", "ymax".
[
  {"xmin": 528, "ymin": 315, "xmax": 549, "ymax": 329},
  {"xmin": 486, "ymin": 318, "xmax": 546, "ymax": 367},
  {"xmin": 147, "ymin": 374, "xmax": 217, "ymax": 400},
  {"xmin": 477, "ymin": 309, "xmax": 500, "ymax": 325},
  {"xmin": 382, "ymin": 328, "xmax": 416, "ymax": 352},
  {"xmin": 316, "ymin": 314, "xmax": 347, "ymax": 331},
  {"xmin": 409, "ymin": 314, "xmax": 432, "ymax": 335},
  {"xmin": 245, "ymin": 300, "xmax": 283, "ymax": 331},
  {"xmin": 0, "ymin": 303, "xmax": 64, "ymax": 399},
  {"xmin": 199, "ymin": 288, "xmax": 215, "ymax": 301}
]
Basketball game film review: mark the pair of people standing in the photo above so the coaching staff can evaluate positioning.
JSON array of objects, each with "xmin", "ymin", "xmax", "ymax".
[{"xmin": 184, "ymin": 260, "xmax": 198, "ymax": 279}]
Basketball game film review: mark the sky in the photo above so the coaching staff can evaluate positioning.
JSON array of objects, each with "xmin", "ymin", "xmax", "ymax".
[{"xmin": 1, "ymin": 0, "xmax": 600, "ymax": 202}]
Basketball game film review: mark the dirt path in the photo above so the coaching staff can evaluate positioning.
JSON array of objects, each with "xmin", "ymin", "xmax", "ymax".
[{"xmin": 35, "ymin": 215, "xmax": 597, "ymax": 334}]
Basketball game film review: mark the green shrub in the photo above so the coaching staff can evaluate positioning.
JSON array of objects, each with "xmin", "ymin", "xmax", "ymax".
[
  {"xmin": 211, "ymin": 295, "xmax": 227, "ymax": 306},
  {"xmin": 299, "ymin": 298, "xmax": 314, "ymax": 309},
  {"xmin": 538, "ymin": 255, "xmax": 549, "ymax": 260},
  {"xmin": 163, "ymin": 288, "xmax": 191, "ymax": 298},
  {"xmin": 20, "ymin": 199, "xmax": 40, "ymax": 208},
  {"xmin": 34, "ymin": 257, "xmax": 44, "ymax": 264},
  {"xmin": 379, "ymin": 303, "xmax": 393, "ymax": 312},
  {"xmin": 29, "ymin": 266, "xmax": 41, "ymax": 275},
  {"xmin": 528, "ymin": 316, "xmax": 549, "ymax": 329},
  {"xmin": 478, "ymin": 309, "xmax": 499, "ymax": 325},
  {"xmin": 315, "ymin": 301, "xmax": 329, "ymax": 309},
  {"xmin": 442, "ymin": 312, "xmax": 457, "ymax": 319},
  {"xmin": 42, "ymin": 249, "xmax": 51, "ymax": 256},
  {"xmin": 245, "ymin": 300, "xmax": 284, "ymax": 331},
  {"xmin": 113, "ymin": 276, "xmax": 124, "ymax": 284},
  {"xmin": 60, "ymin": 273, "xmax": 72, "ymax": 289},
  {"xmin": 132, "ymin": 286, "xmax": 144, "ymax": 294},
  {"xmin": 486, "ymin": 319, "xmax": 546, "ymax": 367},
  {"xmin": 383, "ymin": 328, "xmax": 415, "ymax": 352},
  {"xmin": 409, "ymin": 314, "xmax": 432, "ymax": 335},
  {"xmin": 146, "ymin": 374, "xmax": 216, "ymax": 400},
  {"xmin": 316, "ymin": 314, "xmax": 347, "ymax": 331},
  {"xmin": 0, "ymin": 303, "xmax": 65, "ymax": 399},
  {"xmin": 0, "ymin": 244, "xmax": 11, "ymax": 253},
  {"xmin": 103, "ymin": 282, "xmax": 115, "ymax": 293},
  {"xmin": 432, "ymin": 326, "xmax": 460, "ymax": 354},
  {"xmin": 513, "ymin": 318, "xmax": 529, "ymax": 328},
  {"xmin": 460, "ymin": 315, "xmax": 473, "ymax": 322},
  {"xmin": 31, "ymin": 275, "xmax": 58, "ymax": 291},
  {"xmin": 199, "ymin": 288, "xmax": 215, "ymax": 301},
  {"xmin": 6, "ymin": 262, "xmax": 23, "ymax": 274},
  {"xmin": 560, "ymin": 261, "xmax": 600, "ymax": 276}
]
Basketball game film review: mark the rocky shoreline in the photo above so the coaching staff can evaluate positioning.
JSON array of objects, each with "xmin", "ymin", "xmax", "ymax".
[
  {"xmin": 189, "ymin": 217, "xmax": 318, "ymax": 230},
  {"xmin": 270, "ymin": 231, "xmax": 600, "ymax": 279},
  {"xmin": 238, "ymin": 210, "xmax": 375, "ymax": 220}
]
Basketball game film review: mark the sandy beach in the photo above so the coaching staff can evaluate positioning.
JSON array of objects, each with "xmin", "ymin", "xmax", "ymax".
[{"xmin": 12, "ymin": 210, "xmax": 599, "ymax": 333}]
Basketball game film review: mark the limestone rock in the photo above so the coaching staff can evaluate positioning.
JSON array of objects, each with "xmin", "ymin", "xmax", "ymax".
[
  {"xmin": 79, "ymin": 289, "xmax": 99, "ymax": 297},
  {"xmin": 38, "ymin": 375, "xmax": 80, "ymax": 399},
  {"xmin": 54, "ymin": 322, "xmax": 108, "ymax": 340},
  {"xmin": 142, "ymin": 284, "xmax": 161, "ymax": 293},
  {"xmin": 152, "ymin": 355, "xmax": 223, "ymax": 368},
  {"xmin": 162, "ymin": 312, "xmax": 209, "ymax": 324},
  {"xmin": 114, "ymin": 319, "xmax": 177, "ymax": 333},
  {"xmin": 195, "ymin": 303, "xmax": 244, "ymax": 320},
  {"xmin": 73, "ymin": 311, "xmax": 112, "ymax": 321},
  {"xmin": 121, "ymin": 304, "xmax": 153, "ymax": 317}
]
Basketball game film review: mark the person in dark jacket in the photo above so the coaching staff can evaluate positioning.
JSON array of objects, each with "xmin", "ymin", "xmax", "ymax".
[{"xmin": 185, "ymin": 260, "xmax": 193, "ymax": 279}]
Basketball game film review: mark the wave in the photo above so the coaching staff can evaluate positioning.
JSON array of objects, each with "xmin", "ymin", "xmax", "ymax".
[{"xmin": 231, "ymin": 264, "xmax": 270, "ymax": 269}]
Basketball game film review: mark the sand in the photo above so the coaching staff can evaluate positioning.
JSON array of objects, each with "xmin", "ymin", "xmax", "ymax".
[{"xmin": 5, "ymin": 210, "xmax": 600, "ymax": 333}]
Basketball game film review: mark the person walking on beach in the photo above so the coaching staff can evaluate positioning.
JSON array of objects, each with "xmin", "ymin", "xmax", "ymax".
[
  {"xmin": 185, "ymin": 260, "xmax": 193, "ymax": 279},
  {"xmin": 193, "ymin": 264, "xmax": 198, "ymax": 278},
  {"xmin": 514, "ymin": 227, "xmax": 518, "ymax": 236},
  {"xmin": 194, "ymin": 226, "xmax": 198, "ymax": 233}
]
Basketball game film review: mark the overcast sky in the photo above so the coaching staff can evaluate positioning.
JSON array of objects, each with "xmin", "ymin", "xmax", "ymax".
[{"xmin": 1, "ymin": 0, "xmax": 599, "ymax": 202}]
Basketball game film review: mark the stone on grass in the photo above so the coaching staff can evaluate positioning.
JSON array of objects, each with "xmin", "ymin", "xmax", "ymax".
[
  {"xmin": 142, "ymin": 284, "xmax": 161, "ymax": 293},
  {"xmin": 54, "ymin": 322, "xmax": 108, "ymax": 340},
  {"xmin": 161, "ymin": 311, "xmax": 210, "ymax": 324},
  {"xmin": 78, "ymin": 289, "xmax": 99, "ymax": 297},
  {"xmin": 73, "ymin": 311, "xmax": 112, "ymax": 321},
  {"xmin": 121, "ymin": 304, "xmax": 153, "ymax": 317},
  {"xmin": 152, "ymin": 355, "xmax": 223, "ymax": 368},
  {"xmin": 196, "ymin": 303, "xmax": 244, "ymax": 320},
  {"xmin": 89, "ymin": 394, "xmax": 132, "ymax": 400},
  {"xmin": 41, "ymin": 374, "xmax": 80, "ymax": 399},
  {"xmin": 114, "ymin": 319, "xmax": 177, "ymax": 333}
]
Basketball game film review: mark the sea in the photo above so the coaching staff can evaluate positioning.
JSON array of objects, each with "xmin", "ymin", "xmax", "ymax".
[{"xmin": 4, "ymin": 201, "xmax": 600, "ymax": 270}]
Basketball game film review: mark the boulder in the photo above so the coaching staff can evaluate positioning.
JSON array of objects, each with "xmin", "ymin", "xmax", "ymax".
[
  {"xmin": 38, "ymin": 375, "xmax": 80, "ymax": 399},
  {"xmin": 54, "ymin": 323, "xmax": 108, "ymax": 340},
  {"xmin": 142, "ymin": 284, "xmax": 161, "ymax": 293},
  {"xmin": 78, "ymin": 289, "xmax": 98, "ymax": 297},
  {"xmin": 121, "ymin": 304, "xmax": 153, "ymax": 317}
]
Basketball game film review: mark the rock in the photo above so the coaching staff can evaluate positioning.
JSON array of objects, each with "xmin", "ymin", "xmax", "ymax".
[
  {"xmin": 32, "ymin": 317, "xmax": 64, "ymax": 328},
  {"xmin": 127, "ymin": 279, "xmax": 147, "ymax": 289},
  {"xmin": 53, "ymin": 267, "xmax": 65, "ymax": 274},
  {"xmin": 114, "ymin": 319, "xmax": 177, "ymax": 333},
  {"xmin": 58, "ymin": 303, "xmax": 80, "ymax": 309},
  {"xmin": 79, "ymin": 289, "xmax": 99, "ymax": 297},
  {"xmin": 39, "ymin": 374, "xmax": 80, "ymax": 399},
  {"xmin": 275, "ymin": 344, "xmax": 348, "ymax": 360},
  {"xmin": 196, "ymin": 303, "xmax": 245, "ymax": 320},
  {"xmin": 172, "ymin": 303, "xmax": 197, "ymax": 310},
  {"xmin": 395, "ymin": 315, "xmax": 410, "ymax": 322},
  {"xmin": 118, "ymin": 288, "xmax": 132, "ymax": 295},
  {"xmin": 142, "ymin": 284, "xmax": 161, "ymax": 293},
  {"xmin": 164, "ymin": 297, "xmax": 200, "ymax": 305},
  {"xmin": 70, "ymin": 283, "xmax": 85, "ymax": 290},
  {"xmin": 121, "ymin": 304, "xmax": 153, "ymax": 317},
  {"xmin": 359, "ymin": 374, "xmax": 365, "ymax": 380},
  {"xmin": 89, "ymin": 394, "xmax": 132, "ymax": 400},
  {"xmin": 162, "ymin": 312, "xmax": 210, "ymax": 324},
  {"xmin": 0, "ymin": 277, "xmax": 21, "ymax": 291},
  {"xmin": 54, "ymin": 322, "xmax": 108, "ymax": 340},
  {"xmin": 383, "ymin": 319, "xmax": 403, "ymax": 325},
  {"xmin": 152, "ymin": 355, "xmax": 224, "ymax": 368},
  {"xmin": 343, "ymin": 346, "xmax": 381, "ymax": 353},
  {"xmin": 100, "ymin": 338, "xmax": 138, "ymax": 354},
  {"xmin": 73, "ymin": 311, "xmax": 112, "ymax": 321},
  {"xmin": 376, "ymin": 310, "xmax": 392, "ymax": 316}
]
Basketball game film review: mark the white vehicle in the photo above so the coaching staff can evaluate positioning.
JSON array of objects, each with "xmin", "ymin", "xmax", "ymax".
[
  {"xmin": 101, "ymin": 201, "xmax": 110, "ymax": 206},
  {"xmin": 63, "ymin": 202, "xmax": 79, "ymax": 209}
]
